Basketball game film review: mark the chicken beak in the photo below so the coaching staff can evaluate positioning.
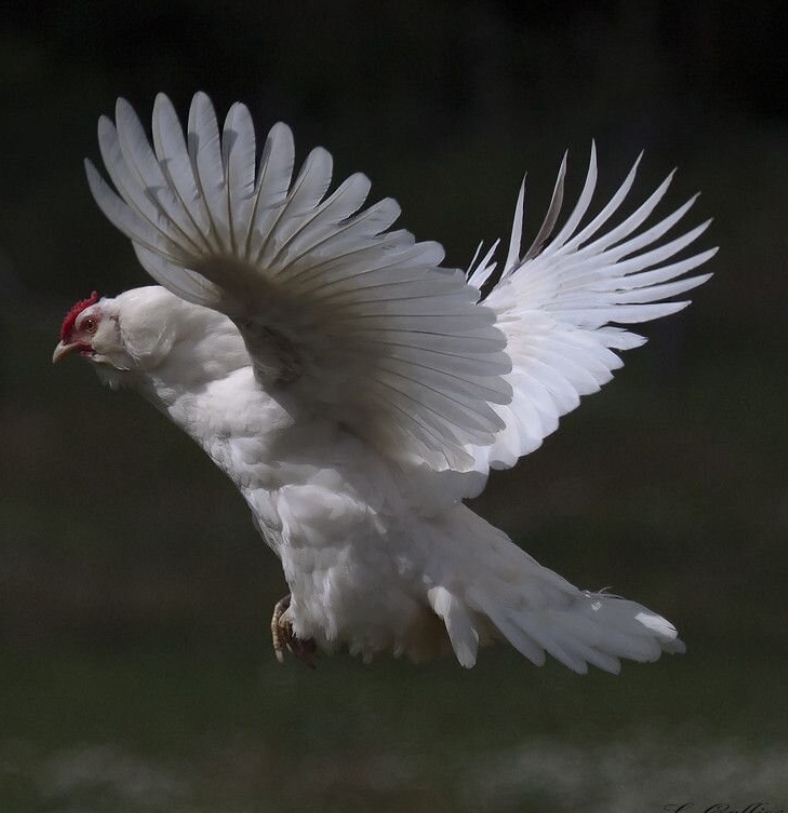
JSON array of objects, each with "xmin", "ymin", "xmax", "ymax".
[{"xmin": 52, "ymin": 340, "xmax": 76, "ymax": 363}]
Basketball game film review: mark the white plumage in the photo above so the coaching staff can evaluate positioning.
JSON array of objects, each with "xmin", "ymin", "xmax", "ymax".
[{"xmin": 54, "ymin": 92, "xmax": 715, "ymax": 672}]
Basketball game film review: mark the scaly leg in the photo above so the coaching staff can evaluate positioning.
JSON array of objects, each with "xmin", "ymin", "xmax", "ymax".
[{"xmin": 270, "ymin": 594, "xmax": 317, "ymax": 668}]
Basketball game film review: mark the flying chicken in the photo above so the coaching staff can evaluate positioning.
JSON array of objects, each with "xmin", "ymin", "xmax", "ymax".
[{"xmin": 53, "ymin": 92, "xmax": 715, "ymax": 673}]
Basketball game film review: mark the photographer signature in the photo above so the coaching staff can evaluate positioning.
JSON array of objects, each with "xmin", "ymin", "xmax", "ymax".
[{"xmin": 665, "ymin": 804, "xmax": 785, "ymax": 813}]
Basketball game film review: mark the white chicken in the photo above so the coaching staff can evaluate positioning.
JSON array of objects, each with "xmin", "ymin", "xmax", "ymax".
[{"xmin": 53, "ymin": 92, "xmax": 715, "ymax": 673}]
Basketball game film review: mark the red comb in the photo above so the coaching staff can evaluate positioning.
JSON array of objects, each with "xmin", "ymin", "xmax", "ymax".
[{"xmin": 60, "ymin": 291, "xmax": 99, "ymax": 341}]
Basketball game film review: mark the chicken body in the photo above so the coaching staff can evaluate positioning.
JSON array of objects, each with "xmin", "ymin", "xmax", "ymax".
[{"xmin": 53, "ymin": 93, "xmax": 716, "ymax": 672}]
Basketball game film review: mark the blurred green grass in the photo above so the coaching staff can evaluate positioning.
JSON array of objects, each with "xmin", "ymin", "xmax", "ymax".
[{"xmin": 2, "ymin": 644, "xmax": 786, "ymax": 813}]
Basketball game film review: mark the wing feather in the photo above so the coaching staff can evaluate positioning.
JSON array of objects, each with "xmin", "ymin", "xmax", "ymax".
[
  {"xmin": 151, "ymin": 94, "xmax": 211, "ymax": 242},
  {"xmin": 245, "ymin": 122, "xmax": 295, "ymax": 262},
  {"xmin": 544, "ymin": 142, "xmax": 599, "ymax": 252},
  {"xmin": 223, "ymin": 102, "xmax": 257, "ymax": 237},
  {"xmin": 187, "ymin": 92, "xmax": 230, "ymax": 249},
  {"xmin": 522, "ymin": 154, "xmax": 566, "ymax": 262}
]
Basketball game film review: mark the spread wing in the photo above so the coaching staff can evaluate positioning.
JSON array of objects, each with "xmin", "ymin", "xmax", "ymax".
[
  {"xmin": 458, "ymin": 145, "xmax": 715, "ymax": 495},
  {"xmin": 85, "ymin": 92, "xmax": 512, "ymax": 472}
]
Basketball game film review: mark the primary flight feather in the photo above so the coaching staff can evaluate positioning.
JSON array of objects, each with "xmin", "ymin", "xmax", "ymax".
[{"xmin": 54, "ymin": 92, "xmax": 715, "ymax": 672}]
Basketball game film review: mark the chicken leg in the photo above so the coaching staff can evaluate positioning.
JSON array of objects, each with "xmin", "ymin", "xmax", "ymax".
[{"xmin": 271, "ymin": 594, "xmax": 317, "ymax": 668}]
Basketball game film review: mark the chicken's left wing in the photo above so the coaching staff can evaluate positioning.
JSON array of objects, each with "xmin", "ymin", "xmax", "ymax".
[
  {"xmin": 86, "ymin": 93, "xmax": 511, "ymax": 471},
  {"xmin": 456, "ymin": 147, "xmax": 715, "ymax": 495}
]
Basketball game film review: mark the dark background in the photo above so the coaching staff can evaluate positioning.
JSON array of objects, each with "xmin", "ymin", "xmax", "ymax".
[{"xmin": 1, "ymin": 2, "xmax": 786, "ymax": 811}]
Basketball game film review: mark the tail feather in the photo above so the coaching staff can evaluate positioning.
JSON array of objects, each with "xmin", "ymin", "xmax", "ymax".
[
  {"xmin": 428, "ymin": 506, "xmax": 685, "ymax": 673},
  {"xmin": 427, "ymin": 585, "xmax": 480, "ymax": 668}
]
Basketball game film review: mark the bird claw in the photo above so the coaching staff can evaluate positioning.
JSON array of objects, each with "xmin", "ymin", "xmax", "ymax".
[{"xmin": 271, "ymin": 594, "xmax": 317, "ymax": 669}]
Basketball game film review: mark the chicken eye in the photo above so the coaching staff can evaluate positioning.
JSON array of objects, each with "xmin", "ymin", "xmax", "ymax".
[{"xmin": 82, "ymin": 317, "xmax": 98, "ymax": 334}]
